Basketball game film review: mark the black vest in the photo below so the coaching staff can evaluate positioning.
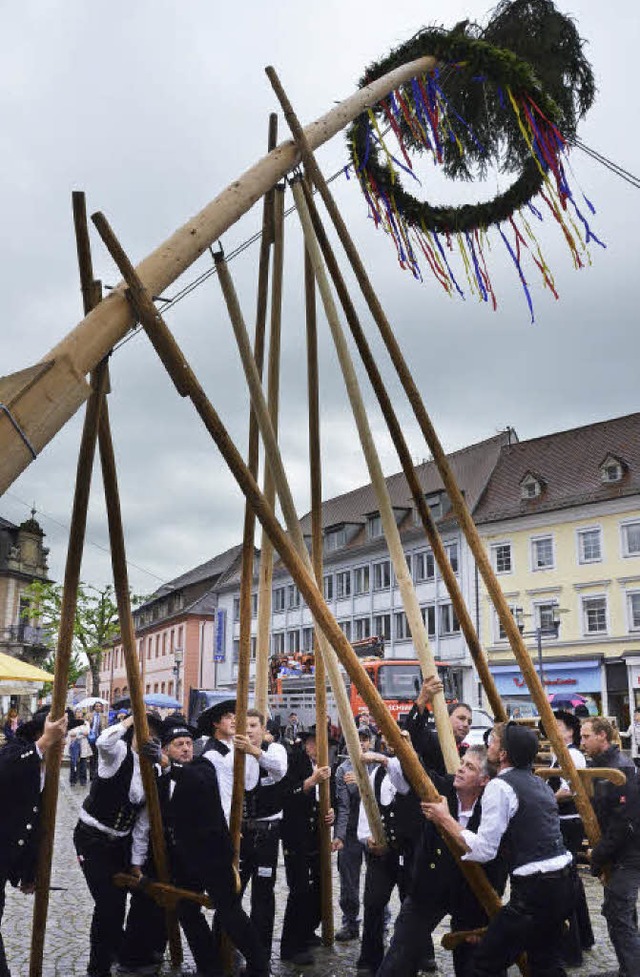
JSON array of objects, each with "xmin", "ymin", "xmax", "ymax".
[
  {"xmin": 501, "ymin": 768, "xmax": 566, "ymax": 870},
  {"xmin": 243, "ymin": 745, "xmax": 289, "ymax": 821},
  {"xmin": 82, "ymin": 749, "xmax": 143, "ymax": 833},
  {"xmin": 373, "ymin": 766, "xmax": 398, "ymax": 849},
  {"xmin": 205, "ymin": 737, "xmax": 230, "ymax": 756}
]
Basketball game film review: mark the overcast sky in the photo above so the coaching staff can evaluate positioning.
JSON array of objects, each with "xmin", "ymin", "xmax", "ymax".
[{"xmin": 1, "ymin": 1, "xmax": 638, "ymax": 596}]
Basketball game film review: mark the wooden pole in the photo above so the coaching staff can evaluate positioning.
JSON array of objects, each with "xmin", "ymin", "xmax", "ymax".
[
  {"xmin": 298, "ymin": 176, "xmax": 507, "ymax": 723},
  {"xmin": 1, "ymin": 55, "xmax": 438, "ymax": 497},
  {"xmin": 90, "ymin": 209, "xmax": 504, "ymax": 920},
  {"xmin": 229, "ymin": 116, "xmax": 278, "ymax": 873},
  {"xmin": 98, "ymin": 398, "xmax": 182, "ymax": 965},
  {"xmin": 255, "ymin": 183, "xmax": 285, "ymax": 717},
  {"xmin": 266, "ymin": 70, "xmax": 593, "ymax": 824},
  {"xmin": 291, "ymin": 178, "xmax": 459, "ymax": 774},
  {"xmin": 305, "ymin": 243, "xmax": 334, "ymax": 944}
]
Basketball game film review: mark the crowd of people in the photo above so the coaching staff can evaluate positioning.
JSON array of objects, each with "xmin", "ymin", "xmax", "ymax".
[{"xmin": 0, "ymin": 683, "xmax": 639, "ymax": 977}]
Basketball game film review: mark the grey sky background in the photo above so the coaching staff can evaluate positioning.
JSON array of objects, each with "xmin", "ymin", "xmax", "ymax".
[{"xmin": 1, "ymin": 1, "xmax": 638, "ymax": 596}]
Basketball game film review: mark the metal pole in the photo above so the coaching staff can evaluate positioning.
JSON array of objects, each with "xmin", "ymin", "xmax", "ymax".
[{"xmin": 537, "ymin": 628, "xmax": 544, "ymax": 690}]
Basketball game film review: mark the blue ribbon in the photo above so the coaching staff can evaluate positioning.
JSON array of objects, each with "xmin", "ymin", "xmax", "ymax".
[
  {"xmin": 498, "ymin": 225, "xmax": 535, "ymax": 323},
  {"xmin": 465, "ymin": 232, "xmax": 488, "ymax": 302},
  {"xmin": 433, "ymin": 231, "xmax": 465, "ymax": 299}
]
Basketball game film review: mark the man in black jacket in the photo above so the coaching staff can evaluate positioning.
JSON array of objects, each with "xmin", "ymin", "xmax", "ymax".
[
  {"xmin": 0, "ymin": 709, "xmax": 68, "ymax": 977},
  {"xmin": 404, "ymin": 675, "xmax": 471, "ymax": 774},
  {"xmin": 581, "ymin": 716, "xmax": 640, "ymax": 977}
]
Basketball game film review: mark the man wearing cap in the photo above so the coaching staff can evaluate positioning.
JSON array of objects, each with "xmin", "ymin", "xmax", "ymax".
[
  {"xmin": 424, "ymin": 721, "xmax": 573, "ymax": 976},
  {"xmin": 148, "ymin": 717, "xmax": 269, "ymax": 977},
  {"xmin": 331, "ymin": 725, "xmax": 373, "ymax": 942},
  {"xmin": 581, "ymin": 716, "xmax": 640, "ymax": 977},
  {"xmin": 197, "ymin": 699, "xmax": 259, "ymax": 823},
  {"xmin": 73, "ymin": 711, "xmax": 162, "ymax": 977},
  {"xmin": 0, "ymin": 709, "xmax": 68, "ymax": 977}
]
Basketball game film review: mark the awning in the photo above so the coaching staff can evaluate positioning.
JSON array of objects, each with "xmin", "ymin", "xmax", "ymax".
[{"xmin": 0, "ymin": 651, "xmax": 54, "ymax": 683}]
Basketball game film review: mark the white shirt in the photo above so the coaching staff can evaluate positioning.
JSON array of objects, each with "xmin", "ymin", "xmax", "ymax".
[
  {"xmin": 357, "ymin": 764, "xmax": 396, "ymax": 845},
  {"xmin": 245, "ymin": 741, "xmax": 288, "ymax": 822},
  {"xmin": 551, "ymin": 745, "xmax": 586, "ymax": 819},
  {"xmin": 203, "ymin": 738, "xmax": 260, "ymax": 824},
  {"xmin": 78, "ymin": 721, "xmax": 149, "ymax": 866},
  {"xmin": 461, "ymin": 768, "xmax": 571, "ymax": 876}
]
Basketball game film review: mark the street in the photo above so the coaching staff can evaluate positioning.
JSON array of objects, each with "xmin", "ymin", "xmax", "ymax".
[{"xmin": 3, "ymin": 777, "xmax": 624, "ymax": 977}]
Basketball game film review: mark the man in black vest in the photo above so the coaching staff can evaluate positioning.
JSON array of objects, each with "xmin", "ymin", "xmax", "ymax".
[
  {"xmin": 73, "ymin": 711, "xmax": 162, "ymax": 977},
  {"xmin": 423, "ymin": 721, "xmax": 573, "ymax": 977},
  {"xmin": 0, "ymin": 710, "xmax": 68, "ymax": 977},
  {"xmin": 235, "ymin": 707, "xmax": 288, "ymax": 959}
]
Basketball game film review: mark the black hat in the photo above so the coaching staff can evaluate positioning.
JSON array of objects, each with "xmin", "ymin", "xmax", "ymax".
[
  {"xmin": 196, "ymin": 699, "xmax": 236, "ymax": 736},
  {"xmin": 357, "ymin": 726, "xmax": 373, "ymax": 740},
  {"xmin": 17, "ymin": 706, "xmax": 84, "ymax": 743},
  {"xmin": 539, "ymin": 710, "xmax": 581, "ymax": 747},
  {"xmin": 504, "ymin": 722, "xmax": 539, "ymax": 769},
  {"xmin": 160, "ymin": 716, "xmax": 196, "ymax": 746},
  {"xmin": 299, "ymin": 724, "xmax": 317, "ymax": 741}
]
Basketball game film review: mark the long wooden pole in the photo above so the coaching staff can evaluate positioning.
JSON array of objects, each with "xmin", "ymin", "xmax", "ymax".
[
  {"xmin": 264, "ymin": 68, "xmax": 598, "ymax": 846},
  {"xmin": 305, "ymin": 243, "xmax": 334, "ymax": 944},
  {"xmin": 292, "ymin": 178, "xmax": 459, "ymax": 773},
  {"xmin": 29, "ymin": 198, "xmax": 108, "ymax": 977},
  {"xmin": 1, "ymin": 55, "xmax": 438, "ymax": 497},
  {"xmin": 89, "ymin": 209, "xmax": 504, "ymax": 920},
  {"xmin": 298, "ymin": 177, "xmax": 507, "ymax": 723},
  {"xmin": 229, "ymin": 117, "xmax": 278, "ymax": 871},
  {"xmin": 98, "ymin": 399, "xmax": 182, "ymax": 965},
  {"xmin": 255, "ymin": 184, "xmax": 285, "ymax": 717}
]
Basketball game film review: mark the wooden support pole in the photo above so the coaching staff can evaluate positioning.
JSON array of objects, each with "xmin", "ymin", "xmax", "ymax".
[
  {"xmin": 255, "ymin": 183, "xmax": 285, "ymax": 717},
  {"xmin": 229, "ymin": 117, "xmax": 278, "ymax": 872},
  {"xmin": 305, "ymin": 243, "xmax": 333, "ymax": 944},
  {"xmin": 297, "ymin": 176, "xmax": 507, "ymax": 723},
  {"xmin": 213, "ymin": 248, "xmax": 387, "ymax": 849},
  {"xmin": 1, "ymin": 54, "xmax": 437, "ymax": 498},
  {"xmin": 98, "ymin": 398, "xmax": 182, "ymax": 965},
  {"xmin": 291, "ymin": 177, "xmax": 459, "ymax": 773},
  {"xmin": 90, "ymin": 209, "xmax": 504, "ymax": 922}
]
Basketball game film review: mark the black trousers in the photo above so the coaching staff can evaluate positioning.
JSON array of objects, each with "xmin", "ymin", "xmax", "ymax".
[
  {"xmin": 73, "ymin": 821, "xmax": 131, "ymax": 977},
  {"xmin": 473, "ymin": 870, "xmax": 574, "ymax": 977},
  {"xmin": 280, "ymin": 846, "xmax": 321, "ymax": 958},
  {"xmin": 357, "ymin": 848, "xmax": 409, "ymax": 973},
  {"xmin": 239, "ymin": 819, "xmax": 281, "ymax": 956},
  {"xmin": 0, "ymin": 880, "xmax": 10, "ymax": 977},
  {"xmin": 558, "ymin": 817, "xmax": 593, "ymax": 965}
]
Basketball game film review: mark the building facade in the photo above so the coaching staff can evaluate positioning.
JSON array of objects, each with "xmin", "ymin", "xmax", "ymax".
[
  {"xmin": 474, "ymin": 413, "xmax": 640, "ymax": 728},
  {"xmin": 0, "ymin": 512, "xmax": 50, "ymax": 665}
]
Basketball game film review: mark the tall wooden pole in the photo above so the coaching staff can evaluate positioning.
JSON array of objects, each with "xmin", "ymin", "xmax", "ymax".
[
  {"xmin": 305, "ymin": 244, "xmax": 334, "ymax": 944},
  {"xmin": 213, "ymin": 251, "xmax": 387, "ymax": 847},
  {"xmin": 255, "ymin": 183, "xmax": 285, "ymax": 717},
  {"xmin": 29, "ymin": 195, "xmax": 108, "ymax": 977},
  {"xmin": 1, "ymin": 55, "xmax": 438, "ymax": 497},
  {"xmin": 292, "ymin": 178, "xmax": 459, "ymax": 773},
  {"xmin": 229, "ymin": 116, "xmax": 278, "ymax": 871},
  {"xmin": 266, "ymin": 67, "xmax": 598, "ymax": 846},
  {"xmin": 89, "ymin": 209, "xmax": 506, "ymax": 921}
]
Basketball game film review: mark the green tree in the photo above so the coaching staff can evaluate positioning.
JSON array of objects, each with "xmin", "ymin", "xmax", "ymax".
[{"xmin": 22, "ymin": 580, "xmax": 145, "ymax": 696}]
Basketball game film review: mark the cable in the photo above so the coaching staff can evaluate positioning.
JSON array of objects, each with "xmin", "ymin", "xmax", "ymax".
[{"xmin": 571, "ymin": 137, "xmax": 640, "ymax": 190}]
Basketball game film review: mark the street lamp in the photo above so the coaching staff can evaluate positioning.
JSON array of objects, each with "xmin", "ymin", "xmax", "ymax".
[
  {"xmin": 173, "ymin": 647, "xmax": 184, "ymax": 705},
  {"xmin": 515, "ymin": 605, "xmax": 561, "ymax": 689}
]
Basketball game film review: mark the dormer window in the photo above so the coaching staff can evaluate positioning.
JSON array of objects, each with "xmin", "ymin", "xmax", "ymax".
[
  {"xmin": 599, "ymin": 454, "xmax": 625, "ymax": 484},
  {"xmin": 520, "ymin": 473, "xmax": 543, "ymax": 500},
  {"xmin": 325, "ymin": 526, "xmax": 346, "ymax": 552},
  {"xmin": 368, "ymin": 514, "xmax": 383, "ymax": 539}
]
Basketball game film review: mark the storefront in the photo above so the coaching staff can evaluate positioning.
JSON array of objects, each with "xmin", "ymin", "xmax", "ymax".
[{"xmin": 488, "ymin": 658, "xmax": 603, "ymax": 716}]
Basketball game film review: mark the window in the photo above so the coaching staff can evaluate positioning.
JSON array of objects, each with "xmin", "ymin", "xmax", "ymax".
[
  {"xmin": 354, "ymin": 616, "xmax": 371, "ymax": 641},
  {"xmin": 287, "ymin": 630, "xmax": 300, "ymax": 654},
  {"xmin": 415, "ymin": 550, "xmax": 435, "ymax": 582},
  {"xmin": 323, "ymin": 574, "xmax": 334, "ymax": 601},
  {"xmin": 421, "ymin": 604, "xmax": 436, "ymax": 637},
  {"xmin": 325, "ymin": 527, "xmax": 346, "ymax": 552},
  {"xmin": 497, "ymin": 605, "xmax": 518, "ymax": 641},
  {"xmin": 273, "ymin": 586, "xmax": 286, "ymax": 613},
  {"xmin": 394, "ymin": 611, "xmax": 410, "ymax": 640},
  {"xmin": 425, "ymin": 493, "xmax": 442, "ymax": 519},
  {"xmin": 628, "ymin": 593, "xmax": 640, "ymax": 632},
  {"xmin": 373, "ymin": 614, "xmax": 391, "ymax": 640},
  {"xmin": 233, "ymin": 597, "xmax": 240, "ymax": 621},
  {"xmin": 622, "ymin": 522, "xmax": 640, "ymax": 557},
  {"xmin": 338, "ymin": 619, "xmax": 352, "ymax": 642},
  {"xmin": 252, "ymin": 593, "xmax": 258, "ymax": 617},
  {"xmin": 170, "ymin": 629, "xmax": 175, "ymax": 652},
  {"xmin": 368, "ymin": 514, "xmax": 383, "ymax": 539},
  {"xmin": 445, "ymin": 541, "xmax": 459, "ymax": 574},
  {"xmin": 232, "ymin": 639, "xmax": 239, "ymax": 664},
  {"xmin": 578, "ymin": 528, "xmax": 602, "ymax": 564},
  {"xmin": 153, "ymin": 683, "xmax": 159, "ymax": 693},
  {"xmin": 600, "ymin": 456, "xmax": 623, "ymax": 483},
  {"xmin": 302, "ymin": 626, "xmax": 315, "ymax": 652},
  {"xmin": 492, "ymin": 543, "xmax": 512, "ymax": 574},
  {"xmin": 288, "ymin": 584, "xmax": 301, "ymax": 609},
  {"xmin": 167, "ymin": 680, "xmax": 174, "ymax": 696},
  {"xmin": 272, "ymin": 631, "xmax": 285, "ymax": 654},
  {"xmin": 532, "ymin": 535, "xmax": 554, "ymax": 570},
  {"xmin": 439, "ymin": 603, "xmax": 460, "ymax": 635},
  {"xmin": 336, "ymin": 570, "xmax": 352, "ymax": 599},
  {"xmin": 582, "ymin": 596, "xmax": 607, "ymax": 635},
  {"xmin": 161, "ymin": 681, "xmax": 166, "ymax": 694},
  {"xmin": 178, "ymin": 626, "xmax": 183, "ymax": 647},
  {"xmin": 373, "ymin": 560, "xmax": 391, "ymax": 591},
  {"xmin": 536, "ymin": 602, "xmax": 558, "ymax": 632},
  {"xmin": 353, "ymin": 565, "xmax": 370, "ymax": 595},
  {"xmin": 147, "ymin": 637, "xmax": 152, "ymax": 659},
  {"xmin": 162, "ymin": 632, "xmax": 167, "ymax": 656},
  {"xmin": 155, "ymin": 635, "xmax": 160, "ymax": 658},
  {"xmin": 521, "ymin": 475, "xmax": 542, "ymax": 499}
]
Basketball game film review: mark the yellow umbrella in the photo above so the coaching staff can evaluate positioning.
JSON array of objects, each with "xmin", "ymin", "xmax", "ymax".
[{"xmin": 0, "ymin": 651, "xmax": 54, "ymax": 683}]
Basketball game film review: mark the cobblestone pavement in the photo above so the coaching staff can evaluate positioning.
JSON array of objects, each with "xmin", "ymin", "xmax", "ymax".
[{"xmin": 3, "ymin": 778, "xmax": 628, "ymax": 976}]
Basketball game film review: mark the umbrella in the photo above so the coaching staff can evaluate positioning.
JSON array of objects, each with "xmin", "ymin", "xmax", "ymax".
[
  {"xmin": 74, "ymin": 696, "xmax": 110, "ymax": 709},
  {"xmin": 0, "ymin": 651, "xmax": 54, "ymax": 683},
  {"xmin": 112, "ymin": 693, "xmax": 182, "ymax": 710},
  {"xmin": 547, "ymin": 692, "xmax": 587, "ymax": 709}
]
